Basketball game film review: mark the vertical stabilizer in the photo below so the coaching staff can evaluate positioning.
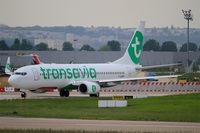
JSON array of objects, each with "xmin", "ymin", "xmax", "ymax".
[
  {"xmin": 31, "ymin": 53, "xmax": 41, "ymax": 65},
  {"xmin": 5, "ymin": 57, "xmax": 12, "ymax": 75},
  {"xmin": 113, "ymin": 21, "xmax": 145, "ymax": 65}
]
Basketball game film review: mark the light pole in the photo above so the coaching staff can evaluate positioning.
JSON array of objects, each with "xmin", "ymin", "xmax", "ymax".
[{"xmin": 182, "ymin": 9, "xmax": 193, "ymax": 72}]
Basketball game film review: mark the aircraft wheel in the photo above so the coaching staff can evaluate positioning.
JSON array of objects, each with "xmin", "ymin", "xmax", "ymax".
[
  {"xmin": 59, "ymin": 90, "xmax": 69, "ymax": 97},
  {"xmin": 89, "ymin": 93, "xmax": 99, "ymax": 97},
  {"xmin": 64, "ymin": 90, "xmax": 69, "ymax": 97},
  {"xmin": 21, "ymin": 92, "xmax": 27, "ymax": 98},
  {"xmin": 59, "ymin": 90, "xmax": 65, "ymax": 97}
]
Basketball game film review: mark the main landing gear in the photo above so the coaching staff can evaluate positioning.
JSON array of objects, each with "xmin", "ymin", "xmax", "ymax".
[
  {"xmin": 59, "ymin": 90, "xmax": 70, "ymax": 97},
  {"xmin": 89, "ymin": 93, "xmax": 99, "ymax": 97}
]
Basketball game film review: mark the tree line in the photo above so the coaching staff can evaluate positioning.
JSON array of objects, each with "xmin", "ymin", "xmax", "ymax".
[
  {"xmin": 0, "ymin": 39, "xmax": 121, "ymax": 51},
  {"xmin": 143, "ymin": 39, "xmax": 200, "ymax": 52},
  {"xmin": 0, "ymin": 39, "xmax": 50, "ymax": 51},
  {"xmin": 0, "ymin": 38, "xmax": 200, "ymax": 52}
]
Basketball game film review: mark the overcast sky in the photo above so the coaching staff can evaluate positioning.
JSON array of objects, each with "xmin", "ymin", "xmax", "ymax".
[{"xmin": 0, "ymin": 0, "xmax": 199, "ymax": 28}]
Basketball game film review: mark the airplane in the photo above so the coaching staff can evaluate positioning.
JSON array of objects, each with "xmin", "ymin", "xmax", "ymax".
[
  {"xmin": 7, "ymin": 21, "xmax": 180, "ymax": 98},
  {"xmin": 18, "ymin": 52, "xmax": 41, "ymax": 65},
  {"xmin": 31, "ymin": 53, "xmax": 41, "ymax": 65},
  {"xmin": 4, "ymin": 54, "xmax": 41, "ymax": 97},
  {"xmin": 5, "ymin": 57, "xmax": 12, "ymax": 75},
  {"xmin": 5, "ymin": 53, "xmax": 41, "ymax": 74}
]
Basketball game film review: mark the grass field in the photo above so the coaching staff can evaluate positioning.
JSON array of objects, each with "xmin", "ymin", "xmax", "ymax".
[{"xmin": 0, "ymin": 93, "xmax": 200, "ymax": 122}]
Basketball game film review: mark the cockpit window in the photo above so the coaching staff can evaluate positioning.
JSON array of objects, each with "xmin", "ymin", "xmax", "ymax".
[
  {"xmin": 14, "ymin": 72, "xmax": 27, "ymax": 76},
  {"xmin": 21, "ymin": 72, "xmax": 27, "ymax": 76}
]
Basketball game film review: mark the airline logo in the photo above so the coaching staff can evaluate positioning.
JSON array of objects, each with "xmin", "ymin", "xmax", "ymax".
[
  {"xmin": 92, "ymin": 85, "xmax": 96, "ymax": 92},
  {"xmin": 128, "ymin": 31, "xmax": 143, "ymax": 64},
  {"xmin": 6, "ymin": 63, "xmax": 11, "ymax": 72},
  {"xmin": 40, "ymin": 66, "xmax": 97, "ymax": 80}
]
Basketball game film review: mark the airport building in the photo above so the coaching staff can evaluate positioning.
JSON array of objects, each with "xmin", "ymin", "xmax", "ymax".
[{"xmin": 0, "ymin": 51, "xmax": 200, "ymax": 67}]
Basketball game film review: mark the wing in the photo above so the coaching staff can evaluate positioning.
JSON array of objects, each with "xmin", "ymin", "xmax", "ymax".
[
  {"xmin": 136, "ymin": 63, "xmax": 182, "ymax": 70},
  {"xmin": 98, "ymin": 75, "xmax": 180, "ymax": 83}
]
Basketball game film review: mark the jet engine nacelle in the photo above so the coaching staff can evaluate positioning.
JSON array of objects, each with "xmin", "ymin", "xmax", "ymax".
[{"xmin": 78, "ymin": 81, "xmax": 100, "ymax": 94}]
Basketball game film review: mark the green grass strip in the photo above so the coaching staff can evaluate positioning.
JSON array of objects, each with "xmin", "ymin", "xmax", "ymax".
[{"xmin": 0, "ymin": 93, "xmax": 199, "ymax": 122}]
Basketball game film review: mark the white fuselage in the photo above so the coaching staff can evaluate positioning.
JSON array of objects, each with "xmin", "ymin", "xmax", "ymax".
[
  {"xmin": 8, "ymin": 22, "xmax": 146, "ymax": 94},
  {"xmin": 8, "ymin": 63, "xmax": 138, "ymax": 90}
]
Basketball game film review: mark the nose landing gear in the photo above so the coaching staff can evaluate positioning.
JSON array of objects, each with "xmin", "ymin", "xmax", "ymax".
[
  {"xmin": 15, "ymin": 89, "xmax": 27, "ymax": 99},
  {"xmin": 21, "ymin": 92, "xmax": 27, "ymax": 98}
]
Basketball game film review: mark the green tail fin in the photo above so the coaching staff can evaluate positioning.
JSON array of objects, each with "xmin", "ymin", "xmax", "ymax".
[
  {"xmin": 113, "ymin": 21, "xmax": 145, "ymax": 65},
  {"xmin": 5, "ymin": 57, "xmax": 12, "ymax": 75}
]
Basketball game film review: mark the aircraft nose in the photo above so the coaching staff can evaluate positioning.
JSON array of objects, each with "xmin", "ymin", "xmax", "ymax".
[
  {"xmin": 8, "ymin": 76, "xmax": 14, "ymax": 86},
  {"xmin": 8, "ymin": 76, "xmax": 18, "ymax": 86}
]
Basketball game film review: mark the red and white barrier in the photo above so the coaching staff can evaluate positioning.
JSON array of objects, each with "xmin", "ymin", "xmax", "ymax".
[
  {"xmin": 0, "ymin": 87, "xmax": 5, "ymax": 92},
  {"xmin": 0, "ymin": 87, "xmax": 16, "ymax": 92},
  {"xmin": 0, "ymin": 82, "xmax": 200, "ymax": 93},
  {"xmin": 102, "ymin": 81, "xmax": 200, "ymax": 93}
]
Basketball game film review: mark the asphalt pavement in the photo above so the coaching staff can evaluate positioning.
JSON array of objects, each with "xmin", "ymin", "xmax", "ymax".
[{"xmin": 0, "ymin": 117, "xmax": 200, "ymax": 132}]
